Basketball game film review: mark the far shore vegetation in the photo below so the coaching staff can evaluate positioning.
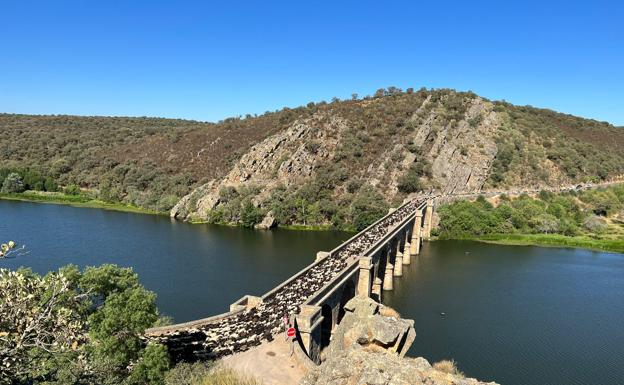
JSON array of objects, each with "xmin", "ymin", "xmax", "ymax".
[
  {"xmin": 436, "ymin": 185, "xmax": 624, "ymax": 254},
  {"xmin": 0, "ymin": 190, "xmax": 165, "ymax": 215}
]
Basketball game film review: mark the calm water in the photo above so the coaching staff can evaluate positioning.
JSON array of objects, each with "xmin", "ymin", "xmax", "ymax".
[
  {"xmin": 385, "ymin": 241, "xmax": 624, "ymax": 385},
  {"xmin": 0, "ymin": 200, "xmax": 350, "ymax": 321},
  {"xmin": 2, "ymin": 200, "xmax": 624, "ymax": 385}
]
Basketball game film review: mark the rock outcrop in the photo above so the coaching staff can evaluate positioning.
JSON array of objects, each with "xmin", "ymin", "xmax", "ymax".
[
  {"xmin": 171, "ymin": 95, "xmax": 502, "ymax": 223},
  {"xmin": 301, "ymin": 297, "xmax": 498, "ymax": 385}
]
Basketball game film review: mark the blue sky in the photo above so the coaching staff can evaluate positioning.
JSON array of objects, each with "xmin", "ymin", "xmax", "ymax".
[{"xmin": 1, "ymin": 0, "xmax": 622, "ymax": 125}]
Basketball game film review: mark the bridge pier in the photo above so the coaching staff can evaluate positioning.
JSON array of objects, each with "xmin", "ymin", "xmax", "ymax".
[
  {"xmin": 383, "ymin": 263, "xmax": 394, "ymax": 291},
  {"xmin": 403, "ymin": 242, "xmax": 411, "ymax": 264},
  {"xmin": 394, "ymin": 248, "xmax": 403, "ymax": 276},
  {"xmin": 357, "ymin": 256, "xmax": 373, "ymax": 298},
  {"xmin": 410, "ymin": 210, "xmax": 423, "ymax": 255},
  {"xmin": 372, "ymin": 277, "xmax": 382, "ymax": 302},
  {"xmin": 296, "ymin": 305, "xmax": 323, "ymax": 364},
  {"xmin": 424, "ymin": 200, "xmax": 434, "ymax": 239}
]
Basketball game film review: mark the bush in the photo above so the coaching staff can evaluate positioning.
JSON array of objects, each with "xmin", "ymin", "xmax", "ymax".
[
  {"xmin": 397, "ymin": 166, "xmax": 423, "ymax": 194},
  {"xmin": 1, "ymin": 172, "xmax": 25, "ymax": 193},
  {"xmin": 583, "ymin": 215, "xmax": 608, "ymax": 233},
  {"xmin": 127, "ymin": 343, "xmax": 171, "ymax": 385},
  {"xmin": 433, "ymin": 360, "xmax": 464, "ymax": 377},
  {"xmin": 240, "ymin": 200, "xmax": 264, "ymax": 228},
  {"xmin": 351, "ymin": 187, "xmax": 389, "ymax": 231},
  {"xmin": 64, "ymin": 184, "xmax": 81, "ymax": 195}
]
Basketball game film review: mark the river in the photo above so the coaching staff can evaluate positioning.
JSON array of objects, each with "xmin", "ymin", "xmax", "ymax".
[{"xmin": 2, "ymin": 200, "xmax": 623, "ymax": 385}]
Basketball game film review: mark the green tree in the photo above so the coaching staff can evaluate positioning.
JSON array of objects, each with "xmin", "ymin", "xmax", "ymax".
[
  {"xmin": 127, "ymin": 343, "xmax": 170, "ymax": 385},
  {"xmin": 351, "ymin": 187, "xmax": 389, "ymax": 231},
  {"xmin": 1, "ymin": 172, "xmax": 25, "ymax": 193},
  {"xmin": 240, "ymin": 200, "xmax": 263, "ymax": 228},
  {"xmin": 44, "ymin": 177, "xmax": 58, "ymax": 192}
]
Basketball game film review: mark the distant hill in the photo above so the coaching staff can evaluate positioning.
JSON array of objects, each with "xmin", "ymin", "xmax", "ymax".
[{"xmin": 2, "ymin": 88, "xmax": 623, "ymax": 229}]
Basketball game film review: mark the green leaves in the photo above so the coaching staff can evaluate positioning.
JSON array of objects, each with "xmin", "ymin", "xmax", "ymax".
[
  {"xmin": 0, "ymin": 264, "xmax": 167, "ymax": 384},
  {"xmin": 0, "ymin": 269, "xmax": 88, "ymax": 381}
]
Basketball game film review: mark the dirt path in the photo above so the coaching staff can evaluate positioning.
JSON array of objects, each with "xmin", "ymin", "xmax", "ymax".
[{"xmin": 222, "ymin": 337, "xmax": 308, "ymax": 385}]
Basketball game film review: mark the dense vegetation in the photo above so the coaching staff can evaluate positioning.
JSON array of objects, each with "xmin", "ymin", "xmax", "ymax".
[
  {"xmin": 437, "ymin": 185, "xmax": 624, "ymax": 252},
  {"xmin": 488, "ymin": 103, "xmax": 624, "ymax": 187},
  {"xmin": 0, "ymin": 262, "xmax": 172, "ymax": 385},
  {"xmin": 0, "ymin": 260, "xmax": 259, "ymax": 385},
  {"xmin": 2, "ymin": 88, "xmax": 623, "ymax": 228}
]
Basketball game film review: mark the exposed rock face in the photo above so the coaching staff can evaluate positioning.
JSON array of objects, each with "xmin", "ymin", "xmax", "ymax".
[
  {"xmin": 301, "ymin": 297, "xmax": 498, "ymax": 385},
  {"xmin": 171, "ymin": 114, "xmax": 348, "ymax": 221},
  {"xmin": 172, "ymin": 96, "xmax": 503, "ymax": 223},
  {"xmin": 418, "ymin": 98, "xmax": 500, "ymax": 194}
]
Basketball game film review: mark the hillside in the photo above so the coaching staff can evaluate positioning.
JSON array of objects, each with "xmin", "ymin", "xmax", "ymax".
[{"xmin": 2, "ymin": 88, "xmax": 623, "ymax": 229}]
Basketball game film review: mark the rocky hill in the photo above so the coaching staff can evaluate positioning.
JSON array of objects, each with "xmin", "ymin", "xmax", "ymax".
[{"xmin": 2, "ymin": 88, "xmax": 623, "ymax": 229}]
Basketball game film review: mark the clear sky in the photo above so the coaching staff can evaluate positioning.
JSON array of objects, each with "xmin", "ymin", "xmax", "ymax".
[{"xmin": 1, "ymin": 0, "xmax": 622, "ymax": 125}]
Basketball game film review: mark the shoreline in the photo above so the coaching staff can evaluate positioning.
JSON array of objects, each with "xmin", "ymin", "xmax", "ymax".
[
  {"xmin": 5, "ymin": 193, "xmax": 622, "ymax": 254},
  {"xmin": 441, "ymin": 234, "xmax": 624, "ymax": 254},
  {"xmin": 0, "ymin": 192, "xmax": 166, "ymax": 216}
]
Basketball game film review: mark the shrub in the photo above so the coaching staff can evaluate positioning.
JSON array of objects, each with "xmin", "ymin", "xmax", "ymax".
[
  {"xmin": 64, "ymin": 184, "xmax": 81, "ymax": 195},
  {"xmin": 127, "ymin": 343, "xmax": 171, "ymax": 385},
  {"xmin": 240, "ymin": 200, "xmax": 263, "ymax": 228},
  {"xmin": 351, "ymin": 187, "xmax": 389, "ymax": 231},
  {"xmin": 583, "ymin": 215, "xmax": 608, "ymax": 233},
  {"xmin": 1, "ymin": 172, "xmax": 25, "ymax": 193},
  {"xmin": 397, "ymin": 165, "xmax": 423, "ymax": 194},
  {"xmin": 433, "ymin": 360, "xmax": 464, "ymax": 377}
]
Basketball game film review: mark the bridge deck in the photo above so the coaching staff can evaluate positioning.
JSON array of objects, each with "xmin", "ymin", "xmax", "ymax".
[{"xmin": 146, "ymin": 198, "xmax": 427, "ymax": 361}]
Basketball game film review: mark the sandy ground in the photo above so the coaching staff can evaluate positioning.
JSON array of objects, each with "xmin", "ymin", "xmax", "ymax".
[{"xmin": 222, "ymin": 337, "xmax": 308, "ymax": 385}]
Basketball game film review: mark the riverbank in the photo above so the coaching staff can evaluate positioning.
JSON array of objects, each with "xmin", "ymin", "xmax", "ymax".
[
  {"xmin": 0, "ymin": 191, "xmax": 165, "ymax": 216},
  {"xmin": 447, "ymin": 233, "xmax": 624, "ymax": 254}
]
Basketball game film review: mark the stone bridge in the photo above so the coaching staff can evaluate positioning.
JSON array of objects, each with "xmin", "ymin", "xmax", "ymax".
[{"xmin": 145, "ymin": 197, "xmax": 435, "ymax": 364}]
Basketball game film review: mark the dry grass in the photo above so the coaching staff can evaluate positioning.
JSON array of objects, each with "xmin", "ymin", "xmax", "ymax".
[
  {"xmin": 379, "ymin": 305, "xmax": 401, "ymax": 318},
  {"xmin": 433, "ymin": 360, "xmax": 464, "ymax": 377},
  {"xmin": 165, "ymin": 363, "xmax": 261, "ymax": 385},
  {"xmin": 198, "ymin": 367, "xmax": 261, "ymax": 385}
]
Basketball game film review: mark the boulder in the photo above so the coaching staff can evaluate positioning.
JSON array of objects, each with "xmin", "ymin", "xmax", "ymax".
[{"xmin": 255, "ymin": 211, "xmax": 277, "ymax": 229}]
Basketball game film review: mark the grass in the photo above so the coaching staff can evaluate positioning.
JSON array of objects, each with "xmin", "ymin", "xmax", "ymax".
[
  {"xmin": 198, "ymin": 367, "xmax": 261, "ymax": 385},
  {"xmin": 165, "ymin": 363, "xmax": 260, "ymax": 385},
  {"xmin": 433, "ymin": 359, "xmax": 464, "ymax": 377},
  {"xmin": 0, "ymin": 191, "xmax": 166, "ymax": 216},
  {"xmin": 471, "ymin": 233, "xmax": 624, "ymax": 254}
]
